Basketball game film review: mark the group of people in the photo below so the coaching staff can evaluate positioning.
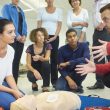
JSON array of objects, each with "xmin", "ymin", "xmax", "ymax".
[{"xmin": 0, "ymin": 0, "xmax": 110, "ymax": 110}]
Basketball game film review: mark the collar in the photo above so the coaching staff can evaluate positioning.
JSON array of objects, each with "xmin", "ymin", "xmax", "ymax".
[{"xmin": 67, "ymin": 42, "xmax": 80, "ymax": 52}]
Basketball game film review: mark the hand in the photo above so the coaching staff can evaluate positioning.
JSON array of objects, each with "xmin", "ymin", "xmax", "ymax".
[
  {"xmin": 92, "ymin": 39, "xmax": 108, "ymax": 62},
  {"xmin": 12, "ymin": 90, "xmax": 24, "ymax": 99},
  {"xmin": 20, "ymin": 36, "xmax": 26, "ymax": 43},
  {"xmin": 46, "ymin": 36, "xmax": 57, "ymax": 43},
  {"xmin": 16, "ymin": 36, "xmax": 22, "ymax": 42},
  {"xmin": 80, "ymin": 22, "xmax": 88, "ymax": 27},
  {"xmin": 75, "ymin": 58, "xmax": 96, "ymax": 75},
  {"xmin": 32, "ymin": 55, "xmax": 40, "ymax": 61},
  {"xmin": 58, "ymin": 62, "xmax": 69, "ymax": 69},
  {"xmin": 96, "ymin": 22, "xmax": 105, "ymax": 31},
  {"xmin": 16, "ymin": 36, "xmax": 26, "ymax": 43},
  {"xmin": 33, "ymin": 70, "xmax": 42, "ymax": 80},
  {"xmin": 67, "ymin": 78, "xmax": 77, "ymax": 90}
]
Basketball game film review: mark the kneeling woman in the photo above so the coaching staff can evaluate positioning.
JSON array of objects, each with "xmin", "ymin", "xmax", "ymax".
[
  {"xmin": 0, "ymin": 19, "xmax": 24, "ymax": 110},
  {"xmin": 26, "ymin": 28, "xmax": 52, "ymax": 92}
]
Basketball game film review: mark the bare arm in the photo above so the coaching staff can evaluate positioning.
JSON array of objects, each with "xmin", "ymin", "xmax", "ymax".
[
  {"xmin": 26, "ymin": 53, "xmax": 36, "ymax": 73},
  {"xmin": 37, "ymin": 20, "xmax": 42, "ymax": 28},
  {"xmin": 78, "ymin": 31, "xmax": 86, "ymax": 42},
  {"xmin": 39, "ymin": 50, "xmax": 51, "ymax": 61},
  {"xmin": 0, "ymin": 75, "xmax": 24, "ymax": 99}
]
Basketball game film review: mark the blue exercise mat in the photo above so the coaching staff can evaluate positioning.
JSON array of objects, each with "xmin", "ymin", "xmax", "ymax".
[{"xmin": 79, "ymin": 95, "xmax": 110, "ymax": 110}]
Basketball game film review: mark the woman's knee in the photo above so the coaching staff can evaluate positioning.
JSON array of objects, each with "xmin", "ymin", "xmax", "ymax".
[{"xmin": 27, "ymin": 71, "xmax": 36, "ymax": 83}]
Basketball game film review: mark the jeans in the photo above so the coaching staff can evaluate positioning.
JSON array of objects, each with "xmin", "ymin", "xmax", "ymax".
[
  {"xmin": 55, "ymin": 71, "xmax": 86, "ymax": 91},
  {"xmin": 27, "ymin": 61, "xmax": 50, "ymax": 87},
  {"xmin": 0, "ymin": 82, "xmax": 16, "ymax": 110}
]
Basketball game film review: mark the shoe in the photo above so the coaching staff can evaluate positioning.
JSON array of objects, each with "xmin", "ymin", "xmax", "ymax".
[
  {"xmin": 32, "ymin": 83, "xmax": 38, "ymax": 91},
  {"xmin": 87, "ymin": 82, "xmax": 104, "ymax": 90},
  {"xmin": 72, "ymin": 86, "xmax": 84, "ymax": 94},
  {"xmin": 42, "ymin": 87, "xmax": 49, "ymax": 92}
]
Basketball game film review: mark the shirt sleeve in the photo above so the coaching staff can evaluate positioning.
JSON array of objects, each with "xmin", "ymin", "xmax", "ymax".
[
  {"xmin": 6, "ymin": 48, "xmax": 15, "ymax": 76},
  {"xmin": 46, "ymin": 43, "xmax": 52, "ymax": 50},
  {"xmin": 69, "ymin": 42, "xmax": 90, "ymax": 68},
  {"xmin": 67, "ymin": 10, "xmax": 72, "ymax": 28},
  {"xmin": 26, "ymin": 45, "xmax": 33, "ymax": 54},
  {"xmin": 96, "ymin": 63, "xmax": 110, "ymax": 75},
  {"xmin": 58, "ymin": 48, "xmax": 69, "ymax": 77},
  {"xmin": 2, "ymin": 4, "xmax": 11, "ymax": 20},
  {"xmin": 37, "ymin": 8, "xmax": 43, "ymax": 21},
  {"xmin": 82, "ymin": 9, "xmax": 89, "ymax": 32},
  {"xmin": 58, "ymin": 8, "xmax": 63, "ymax": 22}
]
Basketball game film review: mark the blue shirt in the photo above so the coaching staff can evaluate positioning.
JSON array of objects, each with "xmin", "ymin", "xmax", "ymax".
[
  {"xmin": 58, "ymin": 42, "xmax": 90, "ymax": 77},
  {"xmin": 2, "ymin": 3, "xmax": 27, "ymax": 37}
]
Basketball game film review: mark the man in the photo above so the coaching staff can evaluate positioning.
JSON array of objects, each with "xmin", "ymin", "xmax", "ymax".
[
  {"xmin": 2, "ymin": 0, "xmax": 27, "ymax": 83},
  {"xmin": 75, "ymin": 3, "xmax": 110, "ymax": 88},
  {"xmin": 87, "ymin": 0, "xmax": 110, "ymax": 90},
  {"xmin": 55, "ymin": 28, "xmax": 90, "ymax": 93}
]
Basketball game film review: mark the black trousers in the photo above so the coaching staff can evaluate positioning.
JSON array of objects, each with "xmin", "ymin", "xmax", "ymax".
[
  {"xmin": 93, "ymin": 28, "xmax": 110, "ymax": 83},
  {"xmin": 27, "ymin": 61, "xmax": 50, "ymax": 87},
  {"xmin": 10, "ymin": 41, "xmax": 24, "ymax": 83},
  {"xmin": 50, "ymin": 36, "xmax": 59, "ymax": 85}
]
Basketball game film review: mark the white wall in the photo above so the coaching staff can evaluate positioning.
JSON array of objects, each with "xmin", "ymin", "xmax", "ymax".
[{"xmin": 0, "ymin": 0, "xmax": 94, "ymax": 64}]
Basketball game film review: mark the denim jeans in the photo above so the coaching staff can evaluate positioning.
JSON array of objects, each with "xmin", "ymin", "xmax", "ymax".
[
  {"xmin": 55, "ymin": 71, "xmax": 86, "ymax": 91},
  {"xmin": 0, "ymin": 82, "xmax": 16, "ymax": 110}
]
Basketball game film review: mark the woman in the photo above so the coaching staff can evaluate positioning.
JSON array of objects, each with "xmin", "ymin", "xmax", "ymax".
[
  {"xmin": 0, "ymin": 19, "xmax": 24, "ymax": 110},
  {"xmin": 67, "ymin": 0, "xmax": 89, "ymax": 42},
  {"xmin": 37, "ymin": 0, "xmax": 62, "ymax": 88},
  {"xmin": 2, "ymin": 0, "xmax": 27, "ymax": 83},
  {"xmin": 26, "ymin": 28, "xmax": 52, "ymax": 92}
]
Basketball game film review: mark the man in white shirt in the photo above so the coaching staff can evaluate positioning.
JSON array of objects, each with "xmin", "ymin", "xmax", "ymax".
[{"xmin": 87, "ymin": 0, "xmax": 110, "ymax": 90}]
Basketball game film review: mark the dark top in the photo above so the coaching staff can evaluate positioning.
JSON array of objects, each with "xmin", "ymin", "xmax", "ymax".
[
  {"xmin": 26, "ymin": 43, "xmax": 52, "ymax": 70},
  {"xmin": 58, "ymin": 42, "xmax": 90, "ymax": 77}
]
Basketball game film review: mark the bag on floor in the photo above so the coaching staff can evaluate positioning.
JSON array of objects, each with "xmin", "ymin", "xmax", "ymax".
[{"xmin": 79, "ymin": 95, "xmax": 110, "ymax": 110}]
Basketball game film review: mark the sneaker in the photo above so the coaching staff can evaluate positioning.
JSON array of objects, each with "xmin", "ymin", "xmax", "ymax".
[
  {"xmin": 87, "ymin": 82, "xmax": 104, "ymax": 90},
  {"xmin": 42, "ymin": 87, "xmax": 50, "ymax": 92}
]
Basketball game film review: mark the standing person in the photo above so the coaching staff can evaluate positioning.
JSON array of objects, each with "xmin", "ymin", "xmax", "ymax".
[
  {"xmin": 87, "ymin": 0, "xmax": 110, "ymax": 90},
  {"xmin": 37, "ymin": 0, "xmax": 62, "ymax": 88},
  {"xmin": 75, "ymin": 3, "xmax": 110, "ymax": 88},
  {"xmin": 0, "ymin": 19, "xmax": 24, "ymax": 110},
  {"xmin": 55, "ymin": 28, "xmax": 90, "ymax": 93},
  {"xmin": 2, "ymin": 0, "xmax": 27, "ymax": 83},
  {"xmin": 67, "ymin": 0, "xmax": 89, "ymax": 42},
  {"xmin": 26, "ymin": 28, "xmax": 52, "ymax": 92}
]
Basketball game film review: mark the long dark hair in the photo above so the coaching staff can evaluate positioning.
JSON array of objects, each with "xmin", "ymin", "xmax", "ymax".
[{"xmin": 0, "ymin": 19, "xmax": 13, "ymax": 33}]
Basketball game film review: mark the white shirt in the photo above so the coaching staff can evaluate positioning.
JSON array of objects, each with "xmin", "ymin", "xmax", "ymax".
[
  {"xmin": 94, "ymin": 0, "xmax": 110, "ymax": 27},
  {"xmin": 37, "ymin": 7, "xmax": 63, "ymax": 35},
  {"xmin": 67, "ymin": 8, "xmax": 89, "ymax": 32},
  {"xmin": 0, "ymin": 45, "xmax": 14, "ymax": 85}
]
